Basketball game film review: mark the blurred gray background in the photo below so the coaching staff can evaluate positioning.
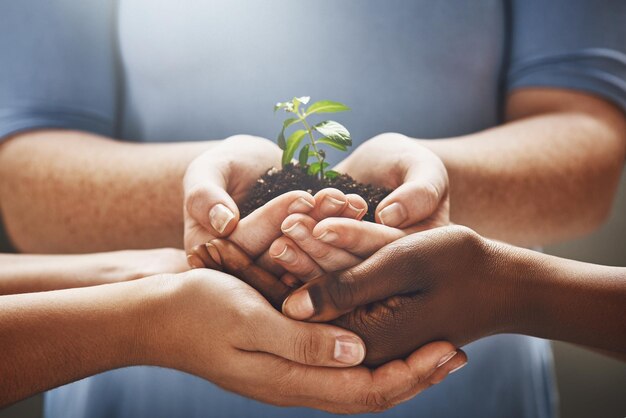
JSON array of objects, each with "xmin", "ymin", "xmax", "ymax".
[{"xmin": 1, "ymin": 171, "xmax": 625, "ymax": 418}]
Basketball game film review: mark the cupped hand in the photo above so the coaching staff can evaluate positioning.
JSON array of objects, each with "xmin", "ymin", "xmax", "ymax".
[
  {"xmin": 334, "ymin": 133, "xmax": 449, "ymax": 231},
  {"xmin": 201, "ymin": 237, "xmax": 468, "ymax": 370},
  {"xmin": 151, "ymin": 268, "xmax": 465, "ymax": 414},
  {"xmin": 183, "ymin": 135, "xmax": 281, "ymax": 255},
  {"xmin": 283, "ymin": 225, "xmax": 504, "ymax": 366}
]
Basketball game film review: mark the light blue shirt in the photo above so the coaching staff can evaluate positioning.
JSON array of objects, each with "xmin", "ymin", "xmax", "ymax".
[{"xmin": 1, "ymin": 1, "xmax": 625, "ymax": 417}]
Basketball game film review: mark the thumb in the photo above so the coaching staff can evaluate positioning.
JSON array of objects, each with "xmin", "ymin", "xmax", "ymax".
[
  {"xmin": 249, "ymin": 312, "xmax": 366, "ymax": 367},
  {"xmin": 283, "ymin": 236, "xmax": 419, "ymax": 322},
  {"xmin": 375, "ymin": 156, "xmax": 448, "ymax": 229},
  {"xmin": 185, "ymin": 180, "xmax": 240, "ymax": 237}
]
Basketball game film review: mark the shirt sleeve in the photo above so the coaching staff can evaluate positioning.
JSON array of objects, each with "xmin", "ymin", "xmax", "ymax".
[
  {"xmin": 0, "ymin": 0, "xmax": 117, "ymax": 142},
  {"xmin": 507, "ymin": 0, "xmax": 626, "ymax": 112}
]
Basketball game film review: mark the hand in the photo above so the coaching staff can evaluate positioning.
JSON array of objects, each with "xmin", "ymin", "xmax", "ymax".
[
  {"xmin": 149, "ymin": 268, "xmax": 466, "ymax": 414},
  {"xmin": 282, "ymin": 225, "xmax": 504, "ymax": 365},
  {"xmin": 334, "ymin": 133, "xmax": 449, "ymax": 231},
  {"xmin": 96, "ymin": 248, "xmax": 190, "ymax": 283},
  {"xmin": 200, "ymin": 236, "xmax": 468, "ymax": 370},
  {"xmin": 188, "ymin": 188, "xmax": 369, "ymax": 293},
  {"xmin": 183, "ymin": 135, "xmax": 281, "ymax": 255}
]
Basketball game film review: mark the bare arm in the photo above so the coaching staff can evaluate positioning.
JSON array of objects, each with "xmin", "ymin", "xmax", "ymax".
[
  {"xmin": 0, "ymin": 249, "xmax": 188, "ymax": 295},
  {"xmin": 0, "ymin": 130, "xmax": 214, "ymax": 253},
  {"xmin": 425, "ymin": 88, "xmax": 626, "ymax": 246}
]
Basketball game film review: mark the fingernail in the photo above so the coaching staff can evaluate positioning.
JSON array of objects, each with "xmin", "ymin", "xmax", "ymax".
[
  {"xmin": 288, "ymin": 197, "xmax": 315, "ymax": 213},
  {"xmin": 315, "ymin": 229, "xmax": 339, "ymax": 244},
  {"xmin": 282, "ymin": 290, "xmax": 314, "ymax": 320},
  {"xmin": 205, "ymin": 243, "xmax": 222, "ymax": 265},
  {"xmin": 378, "ymin": 202, "xmax": 407, "ymax": 227},
  {"xmin": 273, "ymin": 244, "xmax": 297, "ymax": 264},
  {"xmin": 209, "ymin": 203, "xmax": 235, "ymax": 234},
  {"xmin": 282, "ymin": 222, "xmax": 309, "ymax": 241},
  {"xmin": 334, "ymin": 336, "xmax": 365, "ymax": 365},
  {"xmin": 346, "ymin": 202, "xmax": 366, "ymax": 220},
  {"xmin": 436, "ymin": 351, "xmax": 457, "ymax": 368},
  {"xmin": 187, "ymin": 254, "xmax": 205, "ymax": 269},
  {"xmin": 449, "ymin": 362, "xmax": 467, "ymax": 374},
  {"xmin": 321, "ymin": 196, "xmax": 346, "ymax": 214}
]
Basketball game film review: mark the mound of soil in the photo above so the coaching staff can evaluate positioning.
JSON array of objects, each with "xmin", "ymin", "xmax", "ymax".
[{"xmin": 240, "ymin": 163, "xmax": 392, "ymax": 222}]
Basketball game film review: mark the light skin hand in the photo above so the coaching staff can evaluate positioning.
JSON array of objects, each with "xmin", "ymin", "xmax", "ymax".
[
  {"xmin": 334, "ymin": 133, "xmax": 450, "ymax": 231},
  {"xmin": 201, "ymin": 238, "xmax": 467, "ymax": 371},
  {"xmin": 156, "ymin": 269, "xmax": 466, "ymax": 414},
  {"xmin": 188, "ymin": 188, "xmax": 368, "ymax": 284},
  {"xmin": 183, "ymin": 135, "xmax": 282, "ymax": 255},
  {"xmin": 0, "ymin": 268, "xmax": 464, "ymax": 412}
]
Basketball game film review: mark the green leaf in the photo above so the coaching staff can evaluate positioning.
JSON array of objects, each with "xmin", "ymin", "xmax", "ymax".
[
  {"xmin": 277, "ymin": 117, "xmax": 299, "ymax": 150},
  {"xmin": 307, "ymin": 161, "xmax": 329, "ymax": 176},
  {"xmin": 298, "ymin": 144, "xmax": 310, "ymax": 167},
  {"xmin": 277, "ymin": 131, "xmax": 286, "ymax": 150},
  {"xmin": 306, "ymin": 100, "xmax": 350, "ymax": 116},
  {"xmin": 317, "ymin": 137, "xmax": 347, "ymax": 151},
  {"xmin": 324, "ymin": 170, "xmax": 340, "ymax": 180},
  {"xmin": 282, "ymin": 129, "xmax": 307, "ymax": 166},
  {"xmin": 313, "ymin": 121, "xmax": 351, "ymax": 146}
]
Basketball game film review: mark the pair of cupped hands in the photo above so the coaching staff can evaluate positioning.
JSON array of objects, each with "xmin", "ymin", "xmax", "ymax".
[{"xmin": 172, "ymin": 133, "xmax": 491, "ymax": 413}]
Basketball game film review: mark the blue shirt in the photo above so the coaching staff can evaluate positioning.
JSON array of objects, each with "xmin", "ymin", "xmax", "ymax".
[{"xmin": 1, "ymin": 1, "xmax": 625, "ymax": 417}]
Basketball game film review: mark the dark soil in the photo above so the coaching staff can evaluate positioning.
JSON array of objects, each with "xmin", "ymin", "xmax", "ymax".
[{"xmin": 240, "ymin": 163, "xmax": 392, "ymax": 222}]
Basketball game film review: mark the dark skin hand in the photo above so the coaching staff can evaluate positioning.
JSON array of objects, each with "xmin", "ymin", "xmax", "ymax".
[
  {"xmin": 197, "ymin": 226, "xmax": 626, "ymax": 366},
  {"xmin": 194, "ymin": 234, "xmax": 468, "ymax": 367},
  {"xmin": 281, "ymin": 226, "xmax": 626, "ymax": 363}
]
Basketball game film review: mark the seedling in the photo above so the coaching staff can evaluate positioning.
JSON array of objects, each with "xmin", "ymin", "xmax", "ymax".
[{"xmin": 275, "ymin": 96, "xmax": 351, "ymax": 180}]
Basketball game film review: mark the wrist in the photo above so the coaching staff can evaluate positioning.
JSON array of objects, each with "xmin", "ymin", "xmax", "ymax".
[
  {"xmin": 125, "ymin": 274, "xmax": 187, "ymax": 367},
  {"xmin": 478, "ymin": 238, "xmax": 530, "ymax": 335}
]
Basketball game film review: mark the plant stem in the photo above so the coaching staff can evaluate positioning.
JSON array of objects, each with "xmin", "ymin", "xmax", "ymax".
[{"xmin": 298, "ymin": 110, "xmax": 325, "ymax": 179}]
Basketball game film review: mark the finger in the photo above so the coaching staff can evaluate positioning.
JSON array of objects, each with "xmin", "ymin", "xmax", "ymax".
[
  {"xmin": 267, "ymin": 236, "xmax": 324, "ymax": 281},
  {"xmin": 281, "ymin": 272, "xmax": 303, "ymax": 289},
  {"xmin": 185, "ymin": 179, "xmax": 239, "ymax": 238},
  {"xmin": 312, "ymin": 218, "xmax": 406, "ymax": 258},
  {"xmin": 308, "ymin": 188, "xmax": 348, "ymax": 220},
  {"xmin": 281, "ymin": 214, "xmax": 361, "ymax": 272},
  {"xmin": 375, "ymin": 158, "xmax": 448, "ymax": 229},
  {"xmin": 207, "ymin": 239, "xmax": 291, "ymax": 309},
  {"xmin": 341, "ymin": 194, "xmax": 368, "ymax": 220},
  {"xmin": 230, "ymin": 350, "xmax": 439, "ymax": 414},
  {"xmin": 379, "ymin": 342, "xmax": 467, "ymax": 405},
  {"xmin": 187, "ymin": 243, "xmax": 222, "ymax": 270},
  {"xmin": 282, "ymin": 235, "xmax": 420, "ymax": 321},
  {"xmin": 394, "ymin": 341, "xmax": 467, "ymax": 403},
  {"xmin": 245, "ymin": 309, "xmax": 366, "ymax": 367},
  {"xmin": 229, "ymin": 191, "xmax": 315, "ymax": 258}
]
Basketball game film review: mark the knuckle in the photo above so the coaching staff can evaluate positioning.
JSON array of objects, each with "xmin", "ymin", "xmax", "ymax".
[
  {"xmin": 327, "ymin": 271, "xmax": 358, "ymax": 311},
  {"xmin": 293, "ymin": 329, "xmax": 323, "ymax": 365},
  {"xmin": 185, "ymin": 184, "xmax": 211, "ymax": 214},
  {"xmin": 361, "ymin": 388, "xmax": 393, "ymax": 412}
]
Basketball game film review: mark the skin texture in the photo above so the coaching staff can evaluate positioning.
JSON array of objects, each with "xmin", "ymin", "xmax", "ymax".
[
  {"xmin": 183, "ymin": 135, "xmax": 283, "ymax": 252},
  {"xmin": 0, "ymin": 130, "xmax": 214, "ymax": 253},
  {"xmin": 201, "ymin": 226, "xmax": 626, "ymax": 366},
  {"xmin": 1, "ymin": 89, "xmax": 624, "ymax": 252},
  {"xmin": 0, "ymin": 267, "xmax": 467, "ymax": 411},
  {"xmin": 0, "ymin": 249, "xmax": 189, "ymax": 295},
  {"xmin": 282, "ymin": 225, "xmax": 626, "ymax": 362},
  {"xmin": 333, "ymin": 89, "xmax": 626, "ymax": 247}
]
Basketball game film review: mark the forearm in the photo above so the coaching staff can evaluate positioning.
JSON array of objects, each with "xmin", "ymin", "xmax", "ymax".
[
  {"xmin": 494, "ymin": 242, "xmax": 626, "ymax": 352},
  {"xmin": 421, "ymin": 91, "xmax": 626, "ymax": 246},
  {"xmin": 0, "ymin": 251, "xmax": 178, "ymax": 295},
  {"xmin": 0, "ymin": 130, "xmax": 214, "ymax": 253},
  {"xmin": 0, "ymin": 276, "xmax": 172, "ymax": 407}
]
